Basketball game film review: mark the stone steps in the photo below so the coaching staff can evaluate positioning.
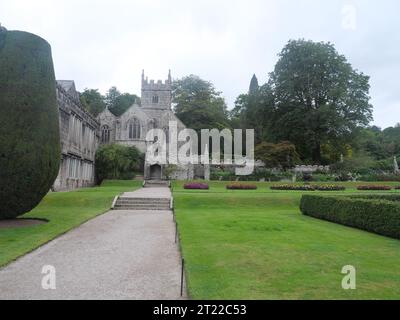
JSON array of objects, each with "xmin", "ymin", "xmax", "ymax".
[
  {"xmin": 114, "ymin": 206, "xmax": 170, "ymax": 210},
  {"xmin": 118, "ymin": 197, "xmax": 170, "ymax": 202},
  {"xmin": 116, "ymin": 201, "xmax": 170, "ymax": 205},
  {"xmin": 144, "ymin": 180, "xmax": 170, "ymax": 188},
  {"xmin": 113, "ymin": 196, "xmax": 171, "ymax": 210}
]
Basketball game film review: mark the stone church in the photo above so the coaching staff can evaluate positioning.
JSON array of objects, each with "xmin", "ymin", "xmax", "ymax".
[
  {"xmin": 51, "ymin": 71, "xmax": 198, "ymax": 192},
  {"xmin": 97, "ymin": 71, "xmax": 195, "ymax": 180}
]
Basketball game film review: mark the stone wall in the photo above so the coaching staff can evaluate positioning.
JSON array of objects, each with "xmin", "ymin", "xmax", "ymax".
[
  {"xmin": 294, "ymin": 165, "xmax": 330, "ymax": 173},
  {"xmin": 52, "ymin": 81, "xmax": 100, "ymax": 191}
]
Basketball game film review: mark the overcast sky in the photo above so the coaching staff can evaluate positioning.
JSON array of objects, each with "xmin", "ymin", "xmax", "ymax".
[{"xmin": 1, "ymin": 0, "xmax": 399, "ymax": 128}]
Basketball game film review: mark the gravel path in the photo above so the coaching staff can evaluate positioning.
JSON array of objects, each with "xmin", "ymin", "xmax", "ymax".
[{"xmin": 0, "ymin": 188, "xmax": 185, "ymax": 300}]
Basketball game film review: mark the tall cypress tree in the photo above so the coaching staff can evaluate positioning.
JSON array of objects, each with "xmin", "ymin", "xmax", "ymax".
[
  {"xmin": 0, "ymin": 28, "xmax": 60, "ymax": 219},
  {"xmin": 249, "ymin": 74, "xmax": 259, "ymax": 95}
]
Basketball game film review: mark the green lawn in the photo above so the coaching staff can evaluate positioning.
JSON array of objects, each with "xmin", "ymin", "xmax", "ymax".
[
  {"xmin": 173, "ymin": 181, "xmax": 400, "ymax": 299},
  {"xmin": 0, "ymin": 180, "xmax": 141, "ymax": 267}
]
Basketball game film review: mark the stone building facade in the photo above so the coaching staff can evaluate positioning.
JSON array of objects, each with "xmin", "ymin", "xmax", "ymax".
[
  {"xmin": 52, "ymin": 80, "xmax": 100, "ymax": 191},
  {"xmin": 97, "ymin": 71, "xmax": 194, "ymax": 180}
]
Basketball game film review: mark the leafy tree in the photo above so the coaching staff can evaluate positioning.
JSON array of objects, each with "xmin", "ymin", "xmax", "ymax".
[
  {"xmin": 111, "ymin": 92, "xmax": 140, "ymax": 116},
  {"xmin": 172, "ymin": 75, "xmax": 230, "ymax": 131},
  {"xmin": 382, "ymin": 125, "xmax": 400, "ymax": 156},
  {"xmin": 267, "ymin": 39, "xmax": 372, "ymax": 163},
  {"xmin": 320, "ymin": 142, "xmax": 352, "ymax": 163},
  {"xmin": 0, "ymin": 29, "xmax": 60, "ymax": 219},
  {"xmin": 80, "ymin": 89, "xmax": 106, "ymax": 116},
  {"xmin": 353, "ymin": 127, "xmax": 385, "ymax": 159},
  {"xmin": 105, "ymin": 86, "xmax": 121, "ymax": 110},
  {"xmin": 95, "ymin": 144, "xmax": 143, "ymax": 183},
  {"xmin": 231, "ymin": 82, "xmax": 274, "ymax": 144},
  {"xmin": 81, "ymin": 86, "xmax": 140, "ymax": 117},
  {"xmin": 235, "ymin": 40, "xmax": 373, "ymax": 164},
  {"xmin": 330, "ymin": 152, "xmax": 376, "ymax": 176},
  {"xmin": 254, "ymin": 141, "xmax": 300, "ymax": 170}
]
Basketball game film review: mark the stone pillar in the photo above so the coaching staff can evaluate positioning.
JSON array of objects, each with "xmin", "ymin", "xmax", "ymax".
[
  {"xmin": 394, "ymin": 156, "xmax": 399, "ymax": 174},
  {"xmin": 204, "ymin": 164, "xmax": 210, "ymax": 181}
]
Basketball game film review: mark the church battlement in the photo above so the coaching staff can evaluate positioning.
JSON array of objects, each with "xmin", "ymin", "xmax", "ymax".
[
  {"xmin": 141, "ymin": 70, "xmax": 172, "ymax": 109},
  {"xmin": 141, "ymin": 70, "xmax": 172, "ymax": 91}
]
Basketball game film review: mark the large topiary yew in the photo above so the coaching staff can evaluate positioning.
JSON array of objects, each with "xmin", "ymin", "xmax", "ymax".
[{"xmin": 0, "ymin": 27, "xmax": 60, "ymax": 219}]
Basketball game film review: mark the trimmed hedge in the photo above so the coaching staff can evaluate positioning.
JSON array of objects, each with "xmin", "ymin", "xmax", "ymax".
[
  {"xmin": 0, "ymin": 29, "xmax": 60, "ymax": 219},
  {"xmin": 300, "ymin": 195, "xmax": 400, "ymax": 239},
  {"xmin": 349, "ymin": 194, "xmax": 400, "ymax": 202}
]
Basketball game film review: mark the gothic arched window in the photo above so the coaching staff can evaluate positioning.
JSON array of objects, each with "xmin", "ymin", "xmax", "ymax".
[
  {"xmin": 152, "ymin": 95, "xmax": 159, "ymax": 103},
  {"xmin": 101, "ymin": 125, "xmax": 110, "ymax": 143},
  {"xmin": 129, "ymin": 118, "xmax": 141, "ymax": 139}
]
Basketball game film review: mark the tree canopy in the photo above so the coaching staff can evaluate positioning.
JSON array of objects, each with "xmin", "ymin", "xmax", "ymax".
[
  {"xmin": 80, "ymin": 86, "xmax": 139, "ymax": 117},
  {"xmin": 234, "ymin": 39, "xmax": 373, "ymax": 164},
  {"xmin": 269, "ymin": 40, "xmax": 372, "ymax": 163},
  {"xmin": 95, "ymin": 144, "xmax": 143, "ymax": 183},
  {"xmin": 80, "ymin": 89, "xmax": 106, "ymax": 117},
  {"xmin": 172, "ymin": 75, "xmax": 230, "ymax": 131},
  {"xmin": 106, "ymin": 87, "xmax": 139, "ymax": 116},
  {"xmin": 255, "ymin": 141, "xmax": 300, "ymax": 170}
]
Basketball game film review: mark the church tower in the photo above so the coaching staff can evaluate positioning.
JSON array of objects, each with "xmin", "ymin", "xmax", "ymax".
[{"xmin": 141, "ymin": 70, "xmax": 172, "ymax": 110}]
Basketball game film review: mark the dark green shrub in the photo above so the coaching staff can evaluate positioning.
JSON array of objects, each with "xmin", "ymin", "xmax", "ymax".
[
  {"xmin": 306, "ymin": 173, "xmax": 336, "ymax": 182},
  {"xmin": 300, "ymin": 195, "xmax": 400, "ymax": 239},
  {"xmin": 302, "ymin": 173, "xmax": 313, "ymax": 182},
  {"xmin": 0, "ymin": 29, "xmax": 60, "ymax": 219},
  {"xmin": 349, "ymin": 194, "xmax": 400, "ymax": 202},
  {"xmin": 95, "ymin": 144, "xmax": 143, "ymax": 183},
  {"xmin": 358, "ymin": 173, "xmax": 400, "ymax": 182}
]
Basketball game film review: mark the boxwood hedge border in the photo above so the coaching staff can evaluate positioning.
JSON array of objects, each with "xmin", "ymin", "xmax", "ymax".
[{"xmin": 300, "ymin": 194, "xmax": 400, "ymax": 239}]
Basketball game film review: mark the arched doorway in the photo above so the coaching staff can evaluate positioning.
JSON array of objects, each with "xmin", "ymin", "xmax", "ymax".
[{"xmin": 149, "ymin": 164, "xmax": 162, "ymax": 180}]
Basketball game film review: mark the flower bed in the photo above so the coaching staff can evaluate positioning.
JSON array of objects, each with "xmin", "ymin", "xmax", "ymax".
[
  {"xmin": 226, "ymin": 183, "xmax": 257, "ymax": 190},
  {"xmin": 271, "ymin": 184, "xmax": 346, "ymax": 191},
  {"xmin": 395, "ymin": 186, "xmax": 400, "ymax": 190},
  {"xmin": 184, "ymin": 183, "xmax": 209, "ymax": 190},
  {"xmin": 357, "ymin": 185, "xmax": 392, "ymax": 191},
  {"xmin": 314, "ymin": 185, "xmax": 346, "ymax": 191},
  {"xmin": 270, "ymin": 184, "xmax": 315, "ymax": 191}
]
